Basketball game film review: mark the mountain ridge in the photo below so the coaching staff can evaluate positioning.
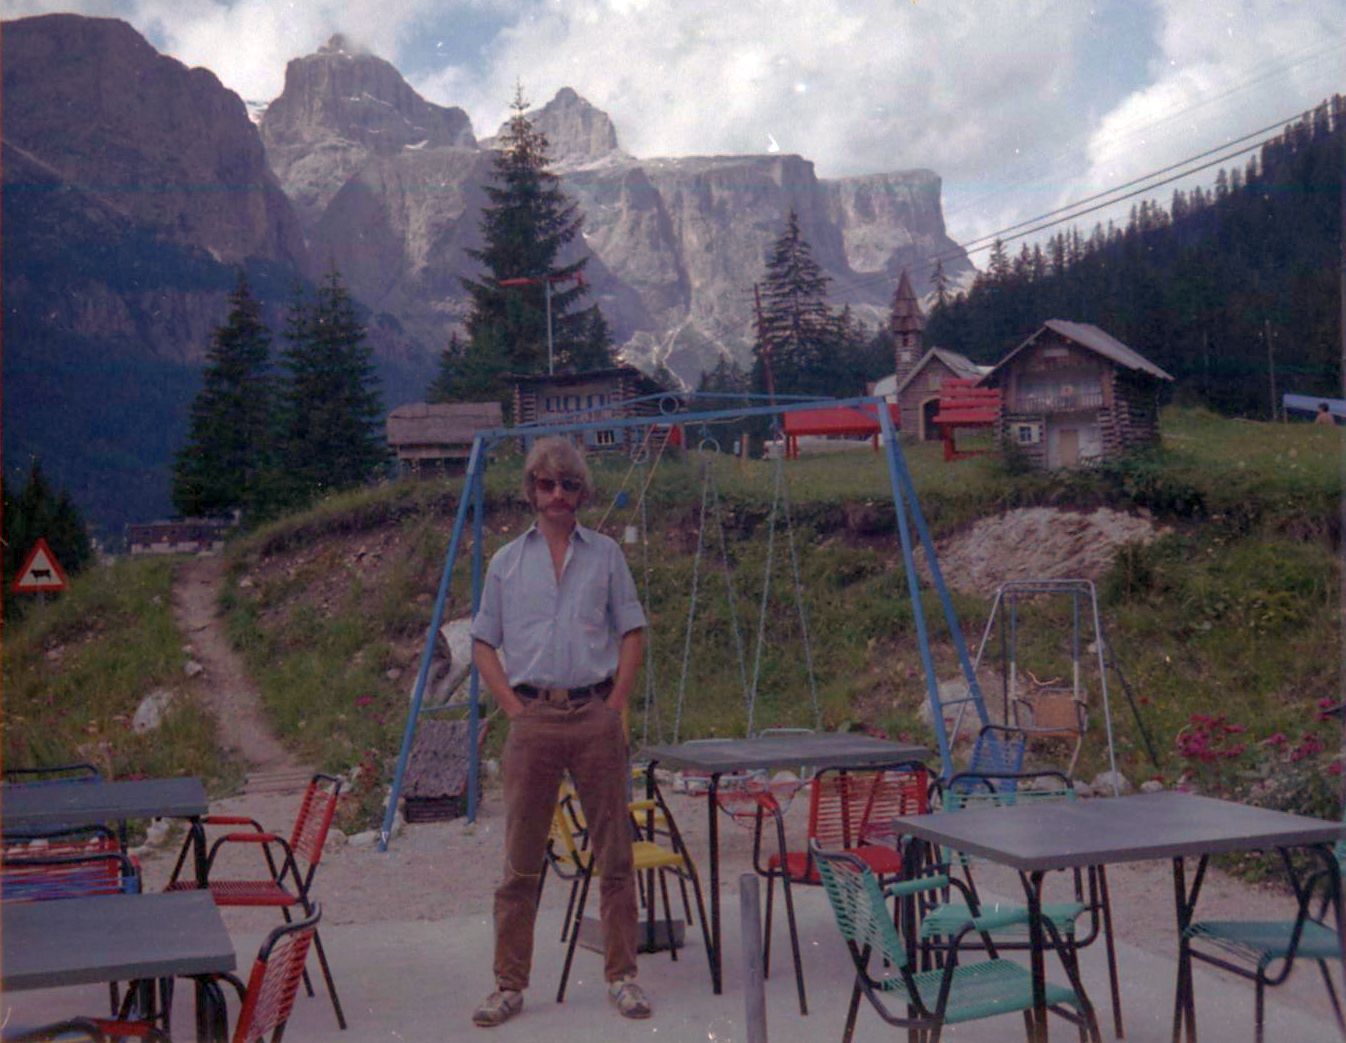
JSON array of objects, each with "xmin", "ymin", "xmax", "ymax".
[{"xmin": 2, "ymin": 13, "xmax": 970, "ymax": 536}]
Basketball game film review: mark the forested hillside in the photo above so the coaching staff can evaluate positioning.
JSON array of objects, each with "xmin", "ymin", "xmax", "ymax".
[{"xmin": 927, "ymin": 96, "xmax": 1344, "ymax": 416}]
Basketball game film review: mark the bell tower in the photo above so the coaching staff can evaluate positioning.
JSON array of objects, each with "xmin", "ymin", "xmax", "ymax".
[{"xmin": 889, "ymin": 269, "xmax": 925, "ymax": 389}]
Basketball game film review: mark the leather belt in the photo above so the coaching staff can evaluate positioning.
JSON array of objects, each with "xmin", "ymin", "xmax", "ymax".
[{"xmin": 516, "ymin": 677, "xmax": 614, "ymax": 705}]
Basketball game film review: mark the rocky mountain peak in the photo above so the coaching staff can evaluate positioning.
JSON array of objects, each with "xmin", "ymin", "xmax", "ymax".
[
  {"xmin": 318, "ymin": 33, "xmax": 365, "ymax": 56},
  {"xmin": 516, "ymin": 88, "xmax": 622, "ymax": 169},
  {"xmin": 260, "ymin": 36, "xmax": 476, "ymax": 223}
]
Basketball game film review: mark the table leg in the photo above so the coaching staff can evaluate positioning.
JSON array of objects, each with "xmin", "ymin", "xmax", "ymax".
[
  {"xmin": 1020, "ymin": 869, "xmax": 1049, "ymax": 1043},
  {"xmin": 1170, "ymin": 855, "xmax": 1207, "ymax": 1043},
  {"xmin": 1318, "ymin": 845, "xmax": 1346, "ymax": 1041},
  {"xmin": 192, "ymin": 975, "xmax": 229, "ymax": 1043},
  {"xmin": 708, "ymin": 773, "xmax": 723, "ymax": 993}
]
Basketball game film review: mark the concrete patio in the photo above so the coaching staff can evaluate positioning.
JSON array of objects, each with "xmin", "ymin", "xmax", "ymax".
[{"xmin": 7, "ymin": 871, "xmax": 1343, "ymax": 1042}]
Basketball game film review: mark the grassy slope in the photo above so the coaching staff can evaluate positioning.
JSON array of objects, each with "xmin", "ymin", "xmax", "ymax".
[
  {"xmin": 7, "ymin": 407, "xmax": 1341, "ymax": 821},
  {"xmin": 3, "ymin": 556, "xmax": 238, "ymax": 790}
]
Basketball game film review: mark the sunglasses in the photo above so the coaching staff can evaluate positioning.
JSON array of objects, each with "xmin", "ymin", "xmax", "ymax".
[{"xmin": 533, "ymin": 476, "xmax": 583, "ymax": 495}]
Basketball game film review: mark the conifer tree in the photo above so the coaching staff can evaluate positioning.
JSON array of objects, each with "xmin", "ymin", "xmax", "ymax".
[
  {"xmin": 172, "ymin": 272, "xmax": 276, "ymax": 519},
  {"xmin": 448, "ymin": 87, "xmax": 610, "ymax": 401},
  {"xmin": 427, "ymin": 332, "xmax": 467, "ymax": 403},
  {"xmin": 277, "ymin": 269, "xmax": 387, "ymax": 504},
  {"xmin": 753, "ymin": 210, "xmax": 842, "ymax": 398}
]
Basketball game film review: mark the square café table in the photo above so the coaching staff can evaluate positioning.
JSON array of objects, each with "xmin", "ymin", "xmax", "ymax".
[
  {"xmin": 3, "ymin": 776, "xmax": 210, "ymax": 878},
  {"xmin": 2, "ymin": 776, "xmax": 208, "ymax": 834},
  {"xmin": 643, "ymin": 733, "xmax": 930, "ymax": 993},
  {"xmin": 3, "ymin": 891, "xmax": 236, "ymax": 1041},
  {"xmin": 893, "ymin": 790, "xmax": 1346, "ymax": 1042}
]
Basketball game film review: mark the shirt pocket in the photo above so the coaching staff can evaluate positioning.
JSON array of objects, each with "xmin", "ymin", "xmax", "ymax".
[{"xmin": 575, "ymin": 582, "xmax": 608, "ymax": 628}]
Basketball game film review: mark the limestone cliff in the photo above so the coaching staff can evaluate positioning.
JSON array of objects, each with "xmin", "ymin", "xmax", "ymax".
[
  {"xmin": 265, "ymin": 55, "xmax": 970, "ymax": 383},
  {"xmin": 260, "ymin": 35, "xmax": 476, "ymax": 225}
]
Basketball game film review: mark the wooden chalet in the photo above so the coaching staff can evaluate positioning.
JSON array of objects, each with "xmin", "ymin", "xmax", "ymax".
[
  {"xmin": 981, "ymin": 320, "xmax": 1173, "ymax": 468},
  {"xmin": 510, "ymin": 366, "xmax": 678, "ymax": 452},
  {"xmin": 386, "ymin": 401, "xmax": 503, "ymax": 473}
]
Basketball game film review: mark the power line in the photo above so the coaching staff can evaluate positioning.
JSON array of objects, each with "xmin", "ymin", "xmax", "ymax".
[
  {"xmin": 942, "ymin": 137, "xmax": 1267, "ymax": 262},
  {"xmin": 957, "ymin": 109, "xmax": 1313, "ymax": 255},
  {"xmin": 942, "ymin": 36, "xmax": 1344, "ymax": 225}
]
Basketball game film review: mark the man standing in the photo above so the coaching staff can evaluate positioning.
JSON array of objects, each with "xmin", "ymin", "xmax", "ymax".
[{"xmin": 470, "ymin": 437, "xmax": 649, "ymax": 1027}]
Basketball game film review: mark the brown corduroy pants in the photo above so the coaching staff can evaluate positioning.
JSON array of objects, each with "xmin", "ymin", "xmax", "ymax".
[{"xmin": 492, "ymin": 696, "xmax": 636, "ymax": 992}]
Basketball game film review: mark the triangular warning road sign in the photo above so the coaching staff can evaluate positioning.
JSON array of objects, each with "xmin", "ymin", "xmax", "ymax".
[{"xmin": 12, "ymin": 537, "xmax": 69, "ymax": 593}]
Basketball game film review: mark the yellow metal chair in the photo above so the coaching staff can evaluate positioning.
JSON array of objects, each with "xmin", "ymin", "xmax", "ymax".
[{"xmin": 546, "ymin": 777, "xmax": 714, "ymax": 1002}]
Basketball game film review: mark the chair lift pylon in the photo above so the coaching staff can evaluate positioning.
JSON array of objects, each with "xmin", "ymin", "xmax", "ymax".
[{"xmin": 378, "ymin": 395, "xmax": 989, "ymax": 851}]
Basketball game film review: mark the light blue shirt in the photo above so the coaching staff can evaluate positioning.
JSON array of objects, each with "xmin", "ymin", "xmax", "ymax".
[{"xmin": 470, "ymin": 523, "xmax": 647, "ymax": 688}]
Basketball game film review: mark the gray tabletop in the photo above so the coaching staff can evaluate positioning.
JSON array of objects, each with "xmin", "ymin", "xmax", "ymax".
[
  {"xmin": 643, "ymin": 733, "xmax": 929, "ymax": 774},
  {"xmin": 2, "ymin": 891, "xmax": 236, "ymax": 990},
  {"xmin": 1, "ymin": 776, "xmax": 208, "ymax": 832},
  {"xmin": 893, "ymin": 791, "xmax": 1346, "ymax": 872}
]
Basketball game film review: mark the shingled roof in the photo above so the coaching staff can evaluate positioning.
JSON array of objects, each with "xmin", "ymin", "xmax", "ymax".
[
  {"xmin": 894, "ymin": 347, "xmax": 990, "ymax": 396},
  {"xmin": 386, "ymin": 401, "xmax": 503, "ymax": 448},
  {"xmin": 988, "ymin": 320, "xmax": 1174, "ymax": 382}
]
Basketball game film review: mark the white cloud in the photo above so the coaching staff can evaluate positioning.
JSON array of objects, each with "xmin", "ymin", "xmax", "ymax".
[{"xmin": 1071, "ymin": 0, "xmax": 1345, "ymax": 232}]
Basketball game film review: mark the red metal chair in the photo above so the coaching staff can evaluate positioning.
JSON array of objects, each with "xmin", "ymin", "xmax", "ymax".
[
  {"xmin": 748, "ymin": 763, "xmax": 930, "ymax": 1015},
  {"xmin": 165, "ymin": 774, "xmax": 346, "ymax": 1030}
]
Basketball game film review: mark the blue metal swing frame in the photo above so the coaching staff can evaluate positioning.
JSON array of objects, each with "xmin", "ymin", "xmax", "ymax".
[{"xmin": 378, "ymin": 394, "xmax": 989, "ymax": 850}]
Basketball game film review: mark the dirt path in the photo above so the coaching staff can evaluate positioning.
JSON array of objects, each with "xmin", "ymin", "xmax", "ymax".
[{"xmin": 172, "ymin": 555, "xmax": 310, "ymax": 794}]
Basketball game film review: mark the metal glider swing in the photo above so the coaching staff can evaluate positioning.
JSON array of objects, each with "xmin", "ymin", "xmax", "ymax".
[{"xmin": 378, "ymin": 394, "xmax": 991, "ymax": 851}]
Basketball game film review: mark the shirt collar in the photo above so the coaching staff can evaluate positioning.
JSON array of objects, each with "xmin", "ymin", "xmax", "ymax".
[{"xmin": 523, "ymin": 521, "xmax": 594, "ymax": 543}]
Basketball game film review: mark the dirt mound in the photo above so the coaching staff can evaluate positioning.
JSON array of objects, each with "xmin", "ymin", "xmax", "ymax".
[{"xmin": 931, "ymin": 506, "xmax": 1166, "ymax": 595}]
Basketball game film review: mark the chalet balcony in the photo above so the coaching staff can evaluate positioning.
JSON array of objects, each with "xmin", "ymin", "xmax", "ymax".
[{"xmin": 1013, "ymin": 390, "xmax": 1105, "ymax": 413}]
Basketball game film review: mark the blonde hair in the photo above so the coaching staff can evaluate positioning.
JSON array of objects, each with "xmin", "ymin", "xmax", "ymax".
[{"xmin": 523, "ymin": 437, "xmax": 593, "ymax": 508}]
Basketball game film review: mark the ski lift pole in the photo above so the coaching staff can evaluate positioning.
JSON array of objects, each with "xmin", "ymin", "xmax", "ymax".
[{"xmin": 381, "ymin": 436, "xmax": 488, "ymax": 851}]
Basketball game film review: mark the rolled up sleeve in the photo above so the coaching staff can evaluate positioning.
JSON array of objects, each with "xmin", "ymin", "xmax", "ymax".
[
  {"xmin": 470, "ymin": 556, "xmax": 504, "ymax": 648},
  {"xmin": 609, "ymin": 546, "xmax": 647, "ymax": 636}
]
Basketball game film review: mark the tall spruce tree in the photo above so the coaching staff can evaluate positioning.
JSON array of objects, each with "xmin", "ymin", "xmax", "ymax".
[
  {"xmin": 448, "ymin": 87, "xmax": 610, "ymax": 402},
  {"xmin": 172, "ymin": 272, "xmax": 276, "ymax": 519},
  {"xmin": 277, "ymin": 269, "xmax": 387, "ymax": 503},
  {"xmin": 753, "ymin": 210, "xmax": 842, "ymax": 398}
]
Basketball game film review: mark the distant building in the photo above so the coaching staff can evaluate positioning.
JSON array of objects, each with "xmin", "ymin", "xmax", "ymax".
[
  {"xmin": 385, "ymin": 401, "xmax": 503, "ymax": 474},
  {"xmin": 981, "ymin": 320, "xmax": 1174, "ymax": 468},
  {"xmin": 882, "ymin": 347, "xmax": 992, "ymax": 441},
  {"xmin": 127, "ymin": 518, "xmax": 232, "ymax": 556},
  {"xmin": 510, "ymin": 366, "xmax": 677, "ymax": 452}
]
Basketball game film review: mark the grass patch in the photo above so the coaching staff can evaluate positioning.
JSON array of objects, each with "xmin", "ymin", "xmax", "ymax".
[{"xmin": 3, "ymin": 557, "xmax": 240, "ymax": 791}]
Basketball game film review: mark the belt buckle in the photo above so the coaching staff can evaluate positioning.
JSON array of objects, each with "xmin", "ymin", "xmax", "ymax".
[{"xmin": 544, "ymin": 687, "xmax": 569, "ymax": 706}]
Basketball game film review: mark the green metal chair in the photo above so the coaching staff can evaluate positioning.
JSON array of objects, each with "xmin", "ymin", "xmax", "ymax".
[
  {"xmin": 914, "ymin": 771, "xmax": 1123, "ymax": 1037},
  {"xmin": 812, "ymin": 839, "xmax": 1099, "ymax": 1043},
  {"xmin": 1182, "ymin": 839, "xmax": 1346, "ymax": 1043}
]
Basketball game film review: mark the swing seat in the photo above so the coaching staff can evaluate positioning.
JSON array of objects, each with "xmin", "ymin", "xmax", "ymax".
[{"xmin": 1011, "ymin": 688, "xmax": 1086, "ymax": 775}]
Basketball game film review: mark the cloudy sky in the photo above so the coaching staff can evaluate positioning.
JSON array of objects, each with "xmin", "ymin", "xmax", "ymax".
[{"xmin": 8, "ymin": 0, "xmax": 1344, "ymax": 260}]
